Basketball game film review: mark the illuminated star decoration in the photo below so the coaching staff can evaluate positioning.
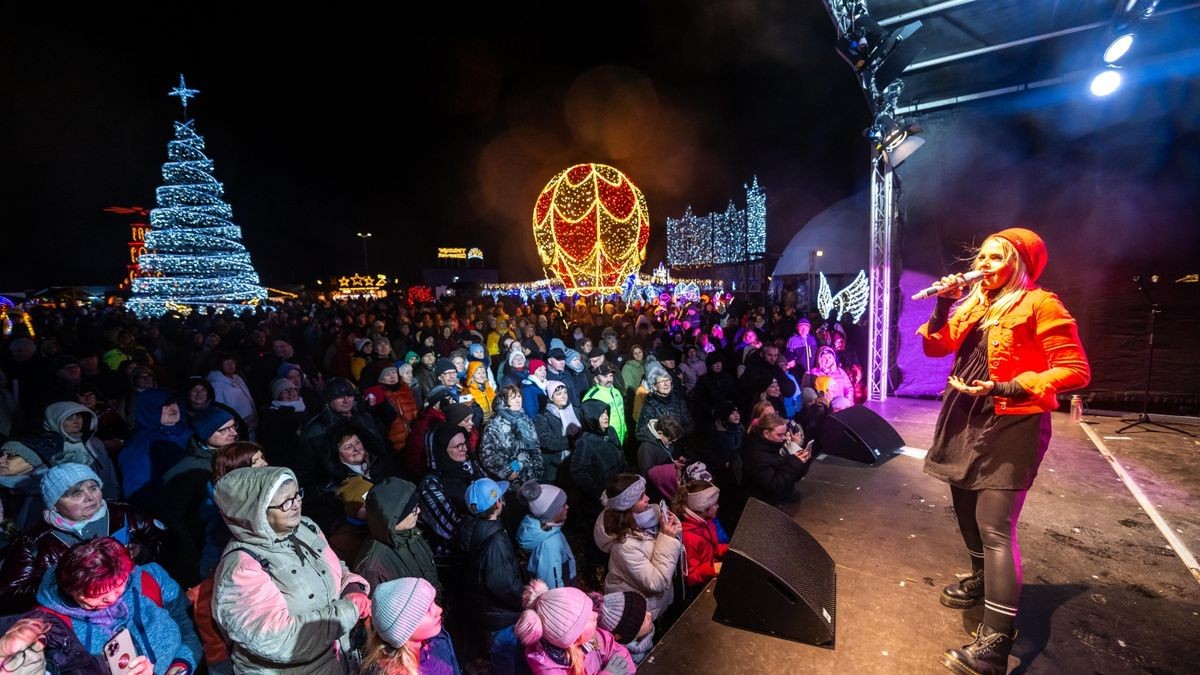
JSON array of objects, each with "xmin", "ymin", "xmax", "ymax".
[{"xmin": 168, "ymin": 74, "xmax": 200, "ymax": 116}]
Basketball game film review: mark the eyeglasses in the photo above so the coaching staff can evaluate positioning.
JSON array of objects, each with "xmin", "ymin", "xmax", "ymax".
[{"xmin": 268, "ymin": 488, "xmax": 305, "ymax": 512}]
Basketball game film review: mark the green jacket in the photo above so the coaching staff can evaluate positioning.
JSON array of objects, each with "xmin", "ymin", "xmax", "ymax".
[
  {"xmin": 211, "ymin": 466, "xmax": 368, "ymax": 674},
  {"xmin": 583, "ymin": 384, "xmax": 627, "ymax": 445}
]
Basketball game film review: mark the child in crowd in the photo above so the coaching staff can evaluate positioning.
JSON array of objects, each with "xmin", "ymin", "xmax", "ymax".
[
  {"xmin": 363, "ymin": 577, "xmax": 460, "ymax": 675},
  {"xmin": 515, "ymin": 579, "xmax": 635, "ymax": 674},
  {"xmin": 671, "ymin": 479, "xmax": 728, "ymax": 594},
  {"xmin": 597, "ymin": 591, "xmax": 655, "ymax": 665},
  {"xmin": 516, "ymin": 481, "xmax": 577, "ymax": 589}
]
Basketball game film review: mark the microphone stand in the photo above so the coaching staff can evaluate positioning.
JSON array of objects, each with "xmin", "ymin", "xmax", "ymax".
[{"xmin": 1116, "ymin": 275, "xmax": 1196, "ymax": 437}]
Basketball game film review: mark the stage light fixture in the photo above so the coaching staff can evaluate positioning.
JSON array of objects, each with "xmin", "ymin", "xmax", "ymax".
[
  {"xmin": 865, "ymin": 115, "xmax": 924, "ymax": 167},
  {"xmin": 1090, "ymin": 68, "xmax": 1123, "ymax": 97},
  {"xmin": 836, "ymin": 15, "xmax": 925, "ymax": 90},
  {"xmin": 1103, "ymin": 33, "xmax": 1135, "ymax": 63}
]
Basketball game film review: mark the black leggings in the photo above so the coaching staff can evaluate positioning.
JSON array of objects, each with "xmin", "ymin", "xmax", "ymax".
[{"xmin": 951, "ymin": 486, "xmax": 1028, "ymax": 625}]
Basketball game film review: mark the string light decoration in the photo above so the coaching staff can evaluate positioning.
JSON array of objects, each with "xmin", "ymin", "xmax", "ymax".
[
  {"xmin": 127, "ymin": 76, "xmax": 267, "ymax": 318},
  {"xmin": 480, "ymin": 272, "xmax": 722, "ymax": 304},
  {"xmin": 532, "ymin": 163, "xmax": 650, "ymax": 295},
  {"xmin": 817, "ymin": 270, "xmax": 870, "ymax": 324},
  {"xmin": 666, "ymin": 176, "xmax": 766, "ymax": 267}
]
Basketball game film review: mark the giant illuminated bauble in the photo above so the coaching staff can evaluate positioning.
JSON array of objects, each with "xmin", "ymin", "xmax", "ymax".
[{"xmin": 532, "ymin": 163, "xmax": 650, "ymax": 295}]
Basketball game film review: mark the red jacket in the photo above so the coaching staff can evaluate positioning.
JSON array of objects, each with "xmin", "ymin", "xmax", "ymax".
[
  {"xmin": 918, "ymin": 288, "xmax": 1090, "ymax": 415},
  {"xmin": 681, "ymin": 513, "xmax": 728, "ymax": 589}
]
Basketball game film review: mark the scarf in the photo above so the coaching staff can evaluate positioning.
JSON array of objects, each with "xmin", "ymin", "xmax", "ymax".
[
  {"xmin": 272, "ymin": 399, "xmax": 306, "ymax": 413},
  {"xmin": 497, "ymin": 408, "xmax": 539, "ymax": 448},
  {"xmin": 53, "ymin": 439, "xmax": 92, "ymax": 467},
  {"xmin": 549, "ymin": 403, "xmax": 580, "ymax": 437},
  {"xmin": 633, "ymin": 508, "xmax": 660, "ymax": 535},
  {"xmin": 45, "ymin": 501, "xmax": 109, "ymax": 538}
]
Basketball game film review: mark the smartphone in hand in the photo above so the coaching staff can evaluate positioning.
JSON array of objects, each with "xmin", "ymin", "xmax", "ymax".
[{"xmin": 103, "ymin": 628, "xmax": 138, "ymax": 674}]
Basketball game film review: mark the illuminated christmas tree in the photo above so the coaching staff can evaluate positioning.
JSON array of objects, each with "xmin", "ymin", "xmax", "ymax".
[{"xmin": 127, "ymin": 75, "xmax": 267, "ymax": 318}]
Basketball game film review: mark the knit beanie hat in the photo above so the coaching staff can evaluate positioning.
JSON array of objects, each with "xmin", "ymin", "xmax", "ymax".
[
  {"xmin": 598, "ymin": 591, "xmax": 648, "ymax": 643},
  {"xmin": 519, "ymin": 481, "xmax": 568, "ymax": 523},
  {"xmin": 528, "ymin": 359, "xmax": 546, "ymax": 375},
  {"xmin": 434, "ymin": 358, "xmax": 457, "ymax": 376},
  {"xmin": 354, "ymin": 338, "xmax": 372, "ymax": 353},
  {"xmin": 0, "ymin": 440, "xmax": 48, "ymax": 471},
  {"xmin": 50, "ymin": 354, "xmax": 80, "ymax": 372},
  {"xmin": 277, "ymin": 362, "xmax": 303, "ymax": 380},
  {"xmin": 378, "ymin": 365, "xmax": 399, "ymax": 383},
  {"xmin": 514, "ymin": 580, "xmax": 595, "ymax": 649},
  {"xmin": 271, "ymin": 378, "xmax": 297, "ymax": 400},
  {"xmin": 192, "ymin": 406, "xmax": 235, "ymax": 441},
  {"xmin": 323, "ymin": 377, "xmax": 357, "ymax": 403},
  {"xmin": 41, "ymin": 463, "xmax": 102, "ymax": 507},
  {"xmin": 991, "ymin": 227, "xmax": 1048, "ymax": 282},
  {"xmin": 372, "ymin": 578, "xmax": 438, "ymax": 646},
  {"xmin": 443, "ymin": 403, "xmax": 473, "ymax": 428}
]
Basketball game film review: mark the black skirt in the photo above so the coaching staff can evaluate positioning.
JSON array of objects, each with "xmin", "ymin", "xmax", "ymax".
[{"xmin": 925, "ymin": 320, "xmax": 1051, "ymax": 490}]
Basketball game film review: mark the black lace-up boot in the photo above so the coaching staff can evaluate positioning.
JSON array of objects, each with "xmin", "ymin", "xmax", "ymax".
[
  {"xmin": 940, "ymin": 569, "xmax": 985, "ymax": 609},
  {"xmin": 941, "ymin": 623, "xmax": 1015, "ymax": 675}
]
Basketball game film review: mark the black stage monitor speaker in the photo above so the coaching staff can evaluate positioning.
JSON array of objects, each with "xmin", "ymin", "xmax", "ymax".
[
  {"xmin": 818, "ymin": 405, "xmax": 905, "ymax": 465},
  {"xmin": 712, "ymin": 498, "xmax": 836, "ymax": 646}
]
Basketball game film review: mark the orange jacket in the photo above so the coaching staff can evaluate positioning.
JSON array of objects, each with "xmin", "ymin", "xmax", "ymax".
[{"xmin": 918, "ymin": 288, "xmax": 1090, "ymax": 415}]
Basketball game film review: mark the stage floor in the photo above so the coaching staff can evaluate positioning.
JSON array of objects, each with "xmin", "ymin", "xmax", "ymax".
[{"xmin": 640, "ymin": 398, "xmax": 1200, "ymax": 674}]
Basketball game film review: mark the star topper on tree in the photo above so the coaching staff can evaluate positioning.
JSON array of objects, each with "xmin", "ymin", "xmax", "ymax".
[{"xmin": 168, "ymin": 73, "xmax": 200, "ymax": 117}]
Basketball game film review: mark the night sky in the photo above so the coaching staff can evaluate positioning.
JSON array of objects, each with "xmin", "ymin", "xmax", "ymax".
[{"xmin": 1, "ymin": 3, "xmax": 869, "ymax": 289}]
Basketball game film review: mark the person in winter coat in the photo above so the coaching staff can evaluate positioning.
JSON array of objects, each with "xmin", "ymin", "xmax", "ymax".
[
  {"xmin": 118, "ymin": 390, "xmax": 192, "ymax": 510},
  {"xmin": 704, "ymin": 402, "xmax": 744, "ymax": 493},
  {"xmin": 692, "ymin": 353, "xmax": 737, "ymax": 425},
  {"xmin": 739, "ymin": 411, "xmax": 813, "ymax": 506},
  {"xmin": 296, "ymin": 378, "xmax": 386, "ymax": 499},
  {"xmin": 515, "ymin": 580, "xmax": 634, "ymax": 675},
  {"xmin": 463, "ymin": 361, "xmax": 497, "ymax": 424},
  {"xmin": 515, "ymin": 482, "xmax": 575, "ymax": 589},
  {"xmin": 592, "ymin": 474, "xmax": 682, "ymax": 621},
  {"xmin": 568, "ymin": 400, "xmax": 627, "ymax": 529},
  {"xmin": 211, "ymin": 466, "xmax": 372, "ymax": 674},
  {"xmin": 582, "ymin": 363, "xmax": 627, "ymax": 447},
  {"xmin": 801, "ymin": 346, "xmax": 855, "ymax": 404},
  {"xmin": 620, "ymin": 344, "xmax": 646, "ymax": 405},
  {"xmin": 11, "ymin": 402, "xmax": 120, "ymax": 502},
  {"xmin": 354, "ymin": 478, "xmax": 442, "ymax": 602},
  {"xmin": 34, "ymin": 537, "xmax": 200, "ymax": 675},
  {"xmin": 670, "ymin": 479, "xmax": 727, "ymax": 593},
  {"xmin": 360, "ymin": 577, "xmax": 460, "ymax": 675},
  {"xmin": 256, "ymin": 378, "xmax": 312, "ymax": 470},
  {"xmin": 456, "ymin": 478, "xmax": 525, "ymax": 674},
  {"xmin": 521, "ymin": 360, "xmax": 551, "ymax": 419},
  {"xmin": 0, "ymin": 612, "xmax": 105, "ymax": 675},
  {"xmin": 535, "ymin": 381, "xmax": 582, "ymax": 484},
  {"xmin": 207, "ymin": 354, "xmax": 257, "ymax": 439},
  {"xmin": 181, "ymin": 376, "xmax": 247, "ymax": 442},
  {"xmin": 499, "ymin": 350, "xmax": 528, "ymax": 390},
  {"xmin": 596, "ymin": 591, "xmax": 655, "ymax": 666},
  {"xmin": 417, "ymin": 426, "xmax": 486, "ymax": 555},
  {"xmin": 479, "ymin": 385, "xmax": 543, "ymax": 486},
  {"xmin": 635, "ymin": 416, "xmax": 685, "ymax": 480},
  {"xmin": 197, "ymin": 442, "xmax": 268, "ymax": 580},
  {"xmin": 0, "ymin": 463, "xmax": 165, "ymax": 615},
  {"xmin": 403, "ymin": 388, "xmax": 454, "ymax": 480},
  {"xmin": 312, "ymin": 417, "xmax": 397, "ymax": 540},
  {"xmin": 0, "ymin": 440, "xmax": 50, "ymax": 533},
  {"xmin": 634, "ymin": 364, "xmax": 692, "ymax": 447},
  {"xmin": 158, "ymin": 407, "xmax": 239, "ymax": 587},
  {"xmin": 678, "ymin": 346, "xmax": 707, "ymax": 395}
]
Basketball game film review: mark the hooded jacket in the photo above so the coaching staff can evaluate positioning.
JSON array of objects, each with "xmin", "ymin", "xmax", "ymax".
[
  {"xmin": 35, "ymin": 562, "xmax": 201, "ymax": 674},
  {"xmin": 582, "ymin": 383, "xmax": 627, "ymax": 446},
  {"xmin": 568, "ymin": 400, "xmax": 627, "ymax": 514},
  {"xmin": 211, "ymin": 467, "xmax": 369, "ymax": 674},
  {"xmin": 634, "ymin": 385, "xmax": 692, "ymax": 446},
  {"xmin": 592, "ymin": 513, "xmax": 682, "ymax": 620},
  {"xmin": 16, "ymin": 402, "xmax": 120, "ymax": 501},
  {"xmin": 515, "ymin": 515, "xmax": 576, "ymax": 590},
  {"xmin": 118, "ymin": 389, "xmax": 191, "ymax": 508},
  {"xmin": 352, "ymin": 477, "xmax": 442, "ymax": 600}
]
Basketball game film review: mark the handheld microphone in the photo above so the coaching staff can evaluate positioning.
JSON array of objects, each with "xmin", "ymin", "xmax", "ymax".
[{"xmin": 911, "ymin": 270, "xmax": 987, "ymax": 300}]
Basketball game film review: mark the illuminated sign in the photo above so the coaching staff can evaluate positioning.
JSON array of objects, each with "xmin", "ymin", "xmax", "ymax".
[
  {"xmin": 332, "ymin": 273, "xmax": 389, "ymax": 300},
  {"xmin": 467, "ymin": 247, "xmax": 484, "ymax": 261},
  {"xmin": 438, "ymin": 248, "xmax": 468, "ymax": 260}
]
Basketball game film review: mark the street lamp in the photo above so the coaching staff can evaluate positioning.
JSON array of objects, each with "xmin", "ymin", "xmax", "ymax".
[
  {"xmin": 356, "ymin": 232, "xmax": 373, "ymax": 273},
  {"xmin": 808, "ymin": 249, "xmax": 824, "ymax": 313}
]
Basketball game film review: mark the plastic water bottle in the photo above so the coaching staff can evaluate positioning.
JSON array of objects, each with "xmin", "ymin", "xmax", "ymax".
[{"xmin": 1070, "ymin": 395, "xmax": 1084, "ymax": 423}]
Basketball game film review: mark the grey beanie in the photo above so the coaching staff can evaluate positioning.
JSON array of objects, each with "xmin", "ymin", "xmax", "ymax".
[
  {"xmin": 41, "ymin": 463, "xmax": 102, "ymax": 507},
  {"xmin": 0, "ymin": 440, "xmax": 48, "ymax": 472},
  {"xmin": 520, "ymin": 481, "xmax": 568, "ymax": 523},
  {"xmin": 372, "ymin": 578, "xmax": 438, "ymax": 646}
]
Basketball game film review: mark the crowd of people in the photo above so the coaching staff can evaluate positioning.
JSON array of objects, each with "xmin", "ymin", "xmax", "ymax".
[{"xmin": 0, "ymin": 291, "xmax": 866, "ymax": 674}]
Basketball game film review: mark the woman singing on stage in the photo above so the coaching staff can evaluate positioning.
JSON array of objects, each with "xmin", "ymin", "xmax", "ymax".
[{"xmin": 918, "ymin": 228, "xmax": 1090, "ymax": 674}]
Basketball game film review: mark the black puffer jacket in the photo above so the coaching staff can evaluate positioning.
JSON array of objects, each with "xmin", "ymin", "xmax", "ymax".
[
  {"xmin": 739, "ymin": 434, "xmax": 811, "ymax": 505},
  {"xmin": 568, "ymin": 400, "xmax": 627, "ymax": 517},
  {"xmin": 456, "ymin": 514, "xmax": 525, "ymax": 631}
]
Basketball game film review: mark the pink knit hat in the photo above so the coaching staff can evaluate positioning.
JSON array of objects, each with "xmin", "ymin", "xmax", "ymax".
[{"xmin": 514, "ymin": 580, "xmax": 595, "ymax": 649}]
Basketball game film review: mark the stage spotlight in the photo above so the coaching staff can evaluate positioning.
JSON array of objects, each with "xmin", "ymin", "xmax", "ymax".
[
  {"xmin": 1090, "ymin": 68, "xmax": 1123, "ymax": 96},
  {"xmin": 836, "ymin": 16, "xmax": 925, "ymax": 90},
  {"xmin": 1103, "ymin": 33, "xmax": 1135, "ymax": 63},
  {"xmin": 865, "ymin": 115, "xmax": 924, "ymax": 166}
]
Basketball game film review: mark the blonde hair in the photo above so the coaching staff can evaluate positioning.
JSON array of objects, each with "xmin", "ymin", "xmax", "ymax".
[
  {"xmin": 956, "ymin": 236, "xmax": 1034, "ymax": 323},
  {"xmin": 359, "ymin": 622, "xmax": 421, "ymax": 675}
]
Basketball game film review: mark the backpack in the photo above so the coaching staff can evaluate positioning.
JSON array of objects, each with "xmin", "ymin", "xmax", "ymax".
[{"xmin": 187, "ymin": 546, "xmax": 272, "ymax": 665}]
